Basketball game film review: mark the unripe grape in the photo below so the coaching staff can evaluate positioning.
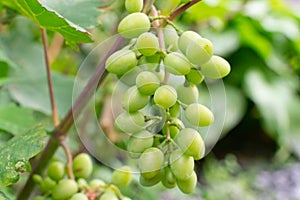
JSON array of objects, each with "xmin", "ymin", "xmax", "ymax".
[
  {"xmin": 111, "ymin": 166, "xmax": 132, "ymax": 187},
  {"xmin": 186, "ymin": 37, "xmax": 213, "ymax": 65},
  {"xmin": 72, "ymin": 153, "xmax": 93, "ymax": 179},
  {"xmin": 77, "ymin": 178, "xmax": 88, "ymax": 189},
  {"xmin": 33, "ymin": 174, "xmax": 43, "ymax": 185},
  {"xmin": 105, "ymin": 50, "xmax": 137, "ymax": 76},
  {"xmin": 118, "ymin": 13, "xmax": 150, "ymax": 39},
  {"xmin": 169, "ymin": 102, "xmax": 181, "ymax": 117},
  {"xmin": 99, "ymin": 191, "xmax": 118, "ymax": 200},
  {"xmin": 161, "ymin": 167, "xmax": 176, "ymax": 188},
  {"xmin": 176, "ymin": 83, "xmax": 199, "ymax": 105},
  {"xmin": 139, "ymin": 170, "xmax": 162, "ymax": 187},
  {"xmin": 89, "ymin": 179, "xmax": 106, "ymax": 189},
  {"xmin": 70, "ymin": 193, "xmax": 88, "ymax": 200},
  {"xmin": 184, "ymin": 103, "xmax": 214, "ymax": 126},
  {"xmin": 170, "ymin": 150, "xmax": 194, "ymax": 180},
  {"xmin": 162, "ymin": 124, "xmax": 180, "ymax": 138},
  {"xmin": 163, "ymin": 25, "xmax": 179, "ymax": 51},
  {"xmin": 175, "ymin": 128, "xmax": 205, "ymax": 160},
  {"xmin": 164, "ymin": 52, "xmax": 191, "ymax": 75},
  {"xmin": 200, "ymin": 55, "xmax": 231, "ymax": 79},
  {"xmin": 122, "ymin": 86, "xmax": 149, "ymax": 112},
  {"xmin": 118, "ymin": 67, "xmax": 143, "ymax": 86},
  {"xmin": 155, "ymin": 0, "xmax": 181, "ymax": 15},
  {"xmin": 154, "ymin": 85, "xmax": 177, "ymax": 109},
  {"xmin": 177, "ymin": 171, "xmax": 197, "ymax": 194},
  {"xmin": 136, "ymin": 32, "xmax": 159, "ymax": 56},
  {"xmin": 178, "ymin": 31, "xmax": 202, "ymax": 54},
  {"xmin": 185, "ymin": 68, "xmax": 204, "ymax": 85},
  {"xmin": 136, "ymin": 71, "xmax": 160, "ymax": 95},
  {"xmin": 52, "ymin": 179, "xmax": 78, "ymax": 200},
  {"xmin": 127, "ymin": 130, "xmax": 154, "ymax": 158},
  {"xmin": 114, "ymin": 111, "xmax": 145, "ymax": 133},
  {"xmin": 125, "ymin": 0, "xmax": 143, "ymax": 13},
  {"xmin": 40, "ymin": 177, "xmax": 56, "ymax": 192},
  {"xmin": 139, "ymin": 147, "xmax": 164, "ymax": 179},
  {"xmin": 47, "ymin": 161, "xmax": 65, "ymax": 181}
]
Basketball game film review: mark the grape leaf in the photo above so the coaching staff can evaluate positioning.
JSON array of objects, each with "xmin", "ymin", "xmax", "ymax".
[
  {"xmin": 0, "ymin": 125, "xmax": 47, "ymax": 186},
  {"xmin": 1, "ymin": 0, "xmax": 92, "ymax": 44}
]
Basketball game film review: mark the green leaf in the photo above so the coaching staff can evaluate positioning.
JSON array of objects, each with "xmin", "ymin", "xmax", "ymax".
[
  {"xmin": 0, "ymin": 125, "xmax": 47, "ymax": 186},
  {"xmin": 1, "ymin": 0, "xmax": 92, "ymax": 44},
  {"xmin": 0, "ymin": 104, "xmax": 38, "ymax": 136}
]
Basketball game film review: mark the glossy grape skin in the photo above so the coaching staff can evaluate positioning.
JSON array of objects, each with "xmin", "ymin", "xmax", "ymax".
[
  {"xmin": 175, "ymin": 128, "xmax": 205, "ymax": 160},
  {"xmin": 99, "ymin": 192, "xmax": 118, "ymax": 200},
  {"xmin": 154, "ymin": 85, "xmax": 177, "ymax": 109},
  {"xmin": 105, "ymin": 50, "xmax": 137, "ymax": 76},
  {"xmin": 201, "ymin": 55, "xmax": 231, "ymax": 79},
  {"xmin": 136, "ymin": 32, "xmax": 159, "ymax": 56},
  {"xmin": 185, "ymin": 68, "xmax": 204, "ymax": 85},
  {"xmin": 186, "ymin": 37, "xmax": 213, "ymax": 65},
  {"xmin": 70, "ymin": 193, "xmax": 88, "ymax": 200},
  {"xmin": 161, "ymin": 167, "xmax": 176, "ymax": 188},
  {"xmin": 164, "ymin": 52, "xmax": 191, "ymax": 75},
  {"xmin": 170, "ymin": 150, "xmax": 194, "ymax": 181},
  {"xmin": 114, "ymin": 111, "xmax": 145, "ymax": 133},
  {"xmin": 47, "ymin": 161, "xmax": 65, "ymax": 181},
  {"xmin": 176, "ymin": 83, "xmax": 199, "ymax": 105},
  {"xmin": 177, "ymin": 171, "xmax": 197, "ymax": 194},
  {"xmin": 111, "ymin": 166, "xmax": 132, "ymax": 187},
  {"xmin": 155, "ymin": 0, "xmax": 181, "ymax": 15},
  {"xmin": 136, "ymin": 71, "xmax": 160, "ymax": 95},
  {"xmin": 122, "ymin": 86, "xmax": 149, "ymax": 112},
  {"xmin": 178, "ymin": 31, "xmax": 202, "ymax": 54},
  {"xmin": 40, "ymin": 177, "xmax": 56, "ymax": 193},
  {"xmin": 52, "ymin": 179, "xmax": 78, "ymax": 200},
  {"xmin": 139, "ymin": 147, "xmax": 164, "ymax": 179},
  {"xmin": 125, "ymin": 0, "xmax": 143, "ymax": 13},
  {"xmin": 184, "ymin": 103, "xmax": 214, "ymax": 127},
  {"xmin": 139, "ymin": 170, "xmax": 162, "ymax": 187},
  {"xmin": 127, "ymin": 130, "xmax": 154, "ymax": 158},
  {"xmin": 169, "ymin": 102, "xmax": 181, "ymax": 117},
  {"xmin": 72, "ymin": 153, "xmax": 93, "ymax": 179},
  {"xmin": 118, "ymin": 13, "xmax": 151, "ymax": 39},
  {"xmin": 163, "ymin": 25, "xmax": 179, "ymax": 51}
]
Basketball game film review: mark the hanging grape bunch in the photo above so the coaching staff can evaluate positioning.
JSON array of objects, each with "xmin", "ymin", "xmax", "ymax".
[
  {"xmin": 32, "ymin": 153, "xmax": 132, "ymax": 200},
  {"xmin": 106, "ymin": 0, "xmax": 231, "ymax": 194}
]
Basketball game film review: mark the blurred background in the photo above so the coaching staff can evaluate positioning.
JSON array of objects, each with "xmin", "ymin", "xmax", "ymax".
[{"xmin": 0, "ymin": 0, "xmax": 299, "ymax": 199}]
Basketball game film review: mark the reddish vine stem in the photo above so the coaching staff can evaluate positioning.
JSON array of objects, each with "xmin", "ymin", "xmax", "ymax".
[
  {"xmin": 60, "ymin": 141, "xmax": 75, "ymax": 180},
  {"xmin": 168, "ymin": 0, "xmax": 202, "ymax": 21}
]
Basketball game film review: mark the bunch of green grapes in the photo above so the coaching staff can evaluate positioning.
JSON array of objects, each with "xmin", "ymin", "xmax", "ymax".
[
  {"xmin": 105, "ymin": 0, "xmax": 231, "ymax": 194},
  {"xmin": 32, "ymin": 153, "xmax": 132, "ymax": 200}
]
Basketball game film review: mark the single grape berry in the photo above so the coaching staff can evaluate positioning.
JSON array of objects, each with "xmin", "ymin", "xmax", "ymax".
[
  {"xmin": 169, "ymin": 102, "xmax": 181, "ymax": 117},
  {"xmin": 176, "ymin": 83, "xmax": 199, "ymax": 105},
  {"xmin": 114, "ymin": 111, "xmax": 145, "ymax": 133},
  {"xmin": 139, "ymin": 147, "xmax": 164, "ymax": 179},
  {"xmin": 111, "ymin": 166, "xmax": 132, "ymax": 187},
  {"xmin": 156, "ymin": 0, "xmax": 181, "ymax": 15},
  {"xmin": 125, "ymin": 0, "xmax": 143, "ymax": 13},
  {"xmin": 40, "ymin": 176, "xmax": 56, "ymax": 193},
  {"xmin": 139, "ymin": 171, "xmax": 162, "ymax": 187},
  {"xmin": 99, "ymin": 191, "xmax": 118, "ymax": 200},
  {"xmin": 161, "ymin": 167, "xmax": 176, "ymax": 188},
  {"xmin": 184, "ymin": 103, "xmax": 214, "ymax": 127},
  {"xmin": 118, "ymin": 13, "xmax": 151, "ymax": 38},
  {"xmin": 154, "ymin": 85, "xmax": 177, "ymax": 109},
  {"xmin": 185, "ymin": 68, "xmax": 204, "ymax": 85},
  {"xmin": 70, "ymin": 193, "xmax": 88, "ymax": 200},
  {"xmin": 72, "ymin": 153, "xmax": 93, "ymax": 179},
  {"xmin": 176, "ymin": 171, "xmax": 197, "ymax": 194},
  {"xmin": 178, "ymin": 31, "xmax": 202, "ymax": 54},
  {"xmin": 52, "ymin": 179, "xmax": 78, "ymax": 200},
  {"xmin": 200, "ymin": 55, "xmax": 231, "ymax": 79},
  {"xmin": 169, "ymin": 149, "xmax": 194, "ymax": 181},
  {"xmin": 186, "ymin": 37, "xmax": 214, "ymax": 65},
  {"xmin": 136, "ymin": 71, "xmax": 160, "ymax": 95},
  {"xmin": 164, "ymin": 52, "xmax": 191, "ymax": 75},
  {"xmin": 47, "ymin": 161, "xmax": 65, "ymax": 181},
  {"xmin": 89, "ymin": 179, "xmax": 105, "ymax": 189},
  {"xmin": 136, "ymin": 32, "xmax": 159, "ymax": 56},
  {"xmin": 127, "ymin": 130, "xmax": 154, "ymax": 158},
  {"xmin": 122, "ymin": 86, "xmax": 149, "ymax": 112},
  {"xmin": 163, "ymin": 25, "xmax": 179, "ymax": 51}
]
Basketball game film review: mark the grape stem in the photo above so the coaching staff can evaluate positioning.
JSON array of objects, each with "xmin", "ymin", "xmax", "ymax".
[
  {"xmin": 60, "ymin": 141, "xmax": 74, "ymax": 180},
  {"xmin": 177, "ymin": 99, "xmax": 188, "ymax": 109},
  {"xmin": 168, "ymin": 0, "xmax": 203, "ymax": 21}
]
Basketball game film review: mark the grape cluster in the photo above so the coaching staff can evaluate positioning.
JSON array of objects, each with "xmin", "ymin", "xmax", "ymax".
[
  {"xmin": 105, "ymin": 0, "xmax": 231, "ymax": 194},
  {"xmin": 33, "ymin": 153, "xmax": 132, "ymax": 200}
]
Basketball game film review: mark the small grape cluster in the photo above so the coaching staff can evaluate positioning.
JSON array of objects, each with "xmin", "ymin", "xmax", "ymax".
[
  {"xmin": 32, "ymin": 153, "xmax": 132, "ymax": 200},
  {"xmin": 105, "ymin": 0, "xmax": 231, "ymax": 194}
]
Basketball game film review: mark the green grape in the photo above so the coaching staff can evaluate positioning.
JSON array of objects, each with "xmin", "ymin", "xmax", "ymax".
[
  {"xmin": 184, "ymin": 103, "xmax": 214, "ymax": 126},
  {"xmin": 175, "ymin": 128, "xmax": 205, "ymax": 160},
  {"xmin": 111, "ymin": 166, "xmax": 132, "ymax": 187},
  {"xmin": 154, "ymin": 85, "xmax": 177, "ymax": 109},
  {"xmin": 89, "ymin": 179, "xmax": 106, "ymax": 189},
  {"xmin": 139, "ymin": 170, "xmax": 162, "ymax": 187},
  {"xmin": 125, "ymin": 0, "xmax": 143, "ymax": 13},
  {"xmin": 139, "ymin": 147, "xmax": 164, "ymax": 179},
  {"xmin": 200, "ymin": 55, "xmax": 231, "ymax": 79},
  {"xmin": 170, "ymin": 150, "xmax": 194, "ymax": 180},
  {"xmin": 161, "ymin": 167, "xmax": 176, "ymax": 188},
  {"xmin": 99, "ymin": 191, "xmax": 118, "ymax": 200},
  {"xmin": 47, "ymin": 161, "xmax": 65, "ymax": 181},
  {"xmin": 176, "ymin": 83, "xmax": 199, "ymax": 105},
  {"xmin": 176, "ymin": 171, "xmax": 197, "ymax": 194},
  {"xmin": 186, "ymin": 37, "xmax": 213, "ymax": 65},
  {"xmin": 52, "ymin": 179, "xmax": 78, "ymax": 200},
  {"xmin": 118, "ymin": 13, "xmax": 151, "ymax": 39},
  {"xmin": 169, "ymin": 102, "xmax": 181, "ymax": 117},
  {"xmin": 164, "ymin": 52, "xmax": 191, "ymax": 75},
  {"xmin": 122, "ymin": 86, "xmax": 149, "ymax": 112},
  {"xmin": 185, "ymin": 68, "xmax": 204, "ymax": 85},
  {"xmin": 162, "ymin": 124, "xmax": 180, "ymax": 138},
  {"xmin": 72, "ymin": 153, "xmax": 93, "ymax": 179},
  {"xmin": 40, "ymin": 177, "xmax": 56, "ymax": 193},
  {"xmin": 178, "ymin": 31, "xmax": 202, "ymax": 54},
  {"xmin": 105, "ymin": 50, "xmax": 137, "ymax": 76},
  {"xmin": 127, "ymin": 130, "xmax": 154, "ymax": 158},
  {"xmin": 136, "ymin": 32, "xmax": 159, "ymax": 56},
  {"xmin": 70, "ymin": 193, "xmax": 88, "ymax": 200},
  {"xmin": 155, "ymin": 0, "xmax": 181, "ymax": 15},
  {"xmin": 136, "ymin": 71, "xmax": 160, "ymax": 95},
  {"xmin": 77, "ymin": 178, "xmax": 88, "ymax": 189},
  {"xmin": 163, "ymin": 25, "xmax": 179, "ymax": 51},
  {"xmin": 33, "ymin": 174, "xmax": 43, "ymax": 185},
  {"xmin": 114, "ymin": 111, "xmax": 145, "ymax": 133},
  {"xmin": 118, "ymin": 67, "xmax": 143, "ymax": 86}
]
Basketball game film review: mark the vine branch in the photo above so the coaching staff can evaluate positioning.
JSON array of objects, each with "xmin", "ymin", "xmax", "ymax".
[{"xmin": 168, "ymin": 0, "xmax": 202, "ymax": 21}]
